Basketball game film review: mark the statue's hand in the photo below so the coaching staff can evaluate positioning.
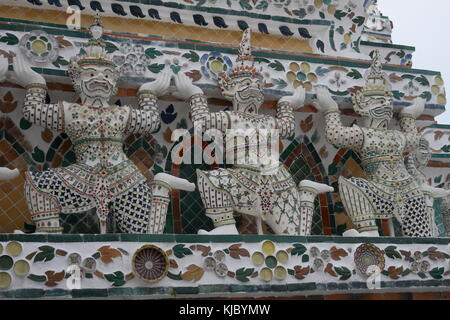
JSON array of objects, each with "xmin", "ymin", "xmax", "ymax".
[
  {"xmin": 173, "ymin": 72, "xmax": 203, "ymax": 100},
  {"xmin": 279, "ymin": 86, "xmax": 305, "ymax": 109},
  {"xmin": 139, "ymin": 71, "xmax": 170, "ymax": 96},
  {"xmin": 313, "ymin": 85, "xmax": 339, "ymax": 112},
  {"xmin": 0, "ymin": 55, "xmax": 8, "ymax": 82},
  {"xmin": 401, "ymin": 97, "xmax": 425, "ymax": 119},
  {"xmin": 12, "ymin": 52, "xmax": 45, "ymax": 87}
]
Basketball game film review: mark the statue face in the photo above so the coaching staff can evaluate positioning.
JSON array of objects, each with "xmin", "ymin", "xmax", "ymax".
[
  {"xmin": 77, "ymin": 65, "xmax": 117, "ymax": 102},
  {"xmin": 360, "ymin": 95, "xmax": 394, "ymax": 129},
  {"xmin": 224, "ymin": 77, "xmax": 264, "ymax": 114}
]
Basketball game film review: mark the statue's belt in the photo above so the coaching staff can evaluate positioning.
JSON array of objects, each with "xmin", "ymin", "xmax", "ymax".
[{"xmin": 361, "ymin": 155, "xmax": 403, "ymax": 166}]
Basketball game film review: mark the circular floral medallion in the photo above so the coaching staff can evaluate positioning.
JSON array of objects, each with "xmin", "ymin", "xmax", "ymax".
[
  {"xmin": 354, "ymin": 243, "xmax": 385, "ymax": 276},
  {"xmin": 132, "ymin": 245, "xmax": 169, "ymax": 283},
  {"xmin": 19, "ymin": 30, "xmax": 58, "ymax": 64},
  {"xmin": 0, "ymin": 272, "xmax": 11, "ymax": 289},
  {"xmin": 6, "ymin": 241, "xmax": 22, "ymax": 257},
  {"xmin": 204, "ymin": 256, "xmax": 216, "ymax": 271},
  {"xmin": 215, "ymin": 262, "xmax": 228, "ymax": 277},
  {"xmin": 82, "ymin": 257, "xmax": 97, "ymax": 273}
]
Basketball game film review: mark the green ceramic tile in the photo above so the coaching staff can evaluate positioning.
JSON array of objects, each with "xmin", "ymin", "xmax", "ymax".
[
  {"xmin": 47, "ymin": 234, "xmax": 83, "ymax": 243},
  {"xmin": 173, "ymin": 286, "xmax": 200, "ymax": 295},
  {"xmin": 139, "ymin": 234, "xmax": 175, "ymax": 243},
  {"xmin": 71, "ymin": 289, "xmax": 108, "ymax": 298},
  {"xmin": 198, "ymin": 284, "xmax": 230, "ymax": 294},
  {"xmin": 119, "ymin": 234, "xmax": 140, "ymax": 242},
  {"xmin": 107, "ymin": 287, "xmax": 135, "ymax": 297},
  {"xmin": 82, "ymin": 234, "xmax": 121, "ymax": 242},
  {"xmin": 7, "ymin": 234, "xmax": 48, "ymax": 242},
  {"xmin": 11, "ymin": 289, "xmax": 45, "ymax": 298},
  {"xmin": 44, "ymin": 289, "xmax": 70, "ymax": 297}
]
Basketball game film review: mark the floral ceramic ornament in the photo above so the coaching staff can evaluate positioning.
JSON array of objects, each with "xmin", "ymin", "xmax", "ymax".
[
  {"xmin": 200, "ymin": 51, "xmax": 233, "ymax": 79},
  {"xmin": 354, "ymin": 243, "xmax": 385, "ymax": 276},
  {"xmin": 203, "ymin": 249, "xmax": 228, "ymax": 277},
  {"xmin": 251, "ymin": 241, "xmax": 289, "ymax": 281},
  {"xmin": 19, "ymin": 30, "xmax": 59, "ymax": 64},
  {"xmin": 132, "ymin": 245, "xmax": 169, "ymax": 283},
  {"xmin": 0, "ymin": 241, "xmax": 30, "ymax": 289}
]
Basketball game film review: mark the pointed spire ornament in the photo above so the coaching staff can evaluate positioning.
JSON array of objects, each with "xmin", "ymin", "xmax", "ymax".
[
  {"xmin": 352, "ymin": 50, "xmax": 393, "ymax": 116},
  {"xmin": 218, "ymin": 29, "xmax": 263, "ymax": 92}
]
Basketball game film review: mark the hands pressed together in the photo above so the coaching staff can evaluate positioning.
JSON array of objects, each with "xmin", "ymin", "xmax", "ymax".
[{"xmin": 139, "ymin": 71, "xmax": 203, "ymax": 100}]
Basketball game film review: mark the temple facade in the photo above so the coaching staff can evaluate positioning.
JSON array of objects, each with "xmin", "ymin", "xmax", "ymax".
[{"xmin": 0, "ymin": 0, "xmax": 449, "ymax": 299}]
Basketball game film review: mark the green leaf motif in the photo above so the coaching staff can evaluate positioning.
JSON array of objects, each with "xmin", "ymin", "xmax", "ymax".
[
  {"xmin": 27, "ymin": 274, "xmax": 47, "ymax": 282},
  {"xmin": 172, "ymin": 244, "xmax": 193, "ymax": 259},
  {"xmin": 287, "ymin": 269, "xmax": 295, "ymax": 276},
  {"xmin": 334, "ymin": 266, "xmax": 351, "ymax": 280},
  {"xmin": 392, "ymin": 90, "xmax": 405, "ymax": 100},
  {"xmin": 20, "ymin": 118, "xmax": 32, "ymax": 130},
  {"xmin": 315, "ymin": 66, "xmax": 331, "ymax": 77},
  {"xmin": 92, "ymin": 252, "xmax": 101, "ymax": 259},
  {"xmin": 384, "ymin": 246, "xmax": 401, "ymax": 259},
  {"xmin": 429, "ymin": 267, "xmax": 445, "ymax": 279},
  {"xmin": 417, "ymin": 272, "xmax": 427, "ymax": 279},
  {"xmin": 239, "ymin": 0, "xmax": 252, "ymax": 10},
  {"xmin": 235, "ymin": 267, "xmax": 254, "ymax": 282},
  {"xmin": 396, "ymin": 50, "xmax": 406, "ymax": 59},
  {"xmin": 334, "ymin": 10, "xmax": 347, "ymax": 20},
  {"xmin": 401, "ymin": 268, "xmax": 411, "ymax": 277},
  {"xmin": 346, "ymin": 69, "xmax": 362, "ymax": 80},
  {"xmin": 145, "ymin": 47, "xmax": 163, "ymax": 59},
  {"xmin": 181, "ymin": 50, "xmax": 199, "ymax": 62},
  {"xmin": 167, "ymin": 271, "xmax": 182, "ymax": 280},
  {"xmin": 32, "ymin": 147, "xmax": 45, "ymax": 163},
  {"xmin": 420, "ymin": 91, "xmax": 432, "ymax": 102},
  {"xmin": 401, "ymin": 74, "xmax": 415, "ymax": 80},
  {"xmin": 302, "ymin": 254, "xmax": 310, "ymax": 263},
  {"xmin": 319, "ymin": 11, "xmax": 325, "ymax": 19},
  {"xmin": 352, "ymin": 16, "xmax": 366, "ymax": 27},
  {"xmin": 255, "ymin": 0, "xmax": 268, "ymax": 11},
  {"xmin": 415, "ymin": 75, "xmax": 430, "ymax": 87},
  {"xmin": 52, "ymin": 56, "xmax": 69, "ymax": 68},
  {"xmin": 104, "ymin": 271, "xmax": 126, "ymax": 286},
  {"xmin": 434, "ymin": 175, "xmax": 443, "ymax": 184},
  {"xmin": 148, "ymin": 63, "xmax": 165, "ymax": 74},
  {"xmin": 268, "ymin": 60, "xmax": 285, "ymax": 72},
  {"xmin": 105, "ymin": 42, "xmax": 119, "ymax": 54},
  {"xmin": 291, "ymin": 243, "xmax": 307, "ymax": 256},
  {"xmin": 0, "ymin": 33, "xmax": 19, "ymax": 45}
]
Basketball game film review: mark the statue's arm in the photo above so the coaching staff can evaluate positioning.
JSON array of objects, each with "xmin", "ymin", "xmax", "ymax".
[
  {"xmin": 176, "ymin": 73, "xmax": 228, "ymax": 132},
  {"xmin": 399, "ymin": 98, "xmax": 425, "ymax": 152},
  {"xmin": 124, "ymin": 90, "xmax": 160, "ymax": 134},
  {"xmin": 13, "ymin": 54, "xmax": 65, "ymax": 131},
  {"xmin": 189, "ymin": 93, "xmax": 229, "ymax": 132},
  {"xmin": 124, "ymin": 72, "xmax": 171, "ymax": 135},
  {"xmin": 315, "ymin": 86, "xmax": 364, "ymax": 149},
  {"xmin": 274, "ymin": 87, "xmax": 304, "ymax": 139}
]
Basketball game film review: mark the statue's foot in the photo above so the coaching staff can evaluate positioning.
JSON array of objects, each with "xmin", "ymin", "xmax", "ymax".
[
  {"xmin": 360, "ymin": 230, "xmax": 380, "ymax": 237},
  {"xmin": 299, "ymin": 180, "xmax": 334, "ymax": 194},
  {"xmin": 342, "ymin": 229, "xmax": 361, "ymax": 237},
  {"xmin": 154, "ymin": 173, "xmax": 195, "ymax": 192},
  {"xmin": 0, "ymin": 167, "xmax": 19, "ymax": 180},
  {"xmin": 198, "ymin": 224, "xmax": 239, "ymax": 235}
]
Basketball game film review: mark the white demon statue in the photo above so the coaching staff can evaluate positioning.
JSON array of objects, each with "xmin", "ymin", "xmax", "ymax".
[
  {"xmin": 315, "ymin": 50, "xmax": 432, "ymax": 237},
  {"xmin": 173, "ymin": 29, "xmax": 333, "ymax": 235},
  {"xmin": 4, "ymin": 15, "xmax": 194, "ymax": 234},
  {"xmin": 405, "ymin": 137, "xmax": 450, "ymax": 236}
]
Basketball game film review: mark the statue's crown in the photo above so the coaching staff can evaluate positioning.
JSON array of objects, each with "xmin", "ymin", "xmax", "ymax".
[
  {"xmin": 218, "ymin": 29, "xmax": 263, "ymax": 90},
  {"xmin": 76, "ymin": 13, "xmax": 115, "ymax": 68},
  {"xmin": 352, "ymin": 50, "xmax": 393, "ymax": 110}
]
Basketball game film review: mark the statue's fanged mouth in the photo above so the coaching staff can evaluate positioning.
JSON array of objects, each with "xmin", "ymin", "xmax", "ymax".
[{"xmin": 88, "ymin": 80, "xmax": 109, "ymax": 91}]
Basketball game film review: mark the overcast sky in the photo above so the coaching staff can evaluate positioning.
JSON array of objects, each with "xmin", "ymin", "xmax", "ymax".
[{"xmin": 377, "ymin": 0, "xmax": 450, "ymax": 124}]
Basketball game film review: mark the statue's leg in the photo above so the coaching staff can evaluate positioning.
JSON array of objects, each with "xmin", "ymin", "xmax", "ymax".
[
  {"xmin": 24, "ymin": 172, "xmax": 63, "ymax": 233},
  {"xmin": 402, "ymin": 193, "xmax": 431, "ymax": 237},
  {"xmin": 338, "ymin": 176, "xmax": 379, "ymax": 234},
  {"xmin": 298, "ymin": 180, "xmax": 334, "ymax": 235},
  {"xmin": 112, "ymin": 180, "xmax": 153, "ymax": 234},
  {"xmin": 196, "ymin": 169, "xmax": 238, "ymax": 235}
]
